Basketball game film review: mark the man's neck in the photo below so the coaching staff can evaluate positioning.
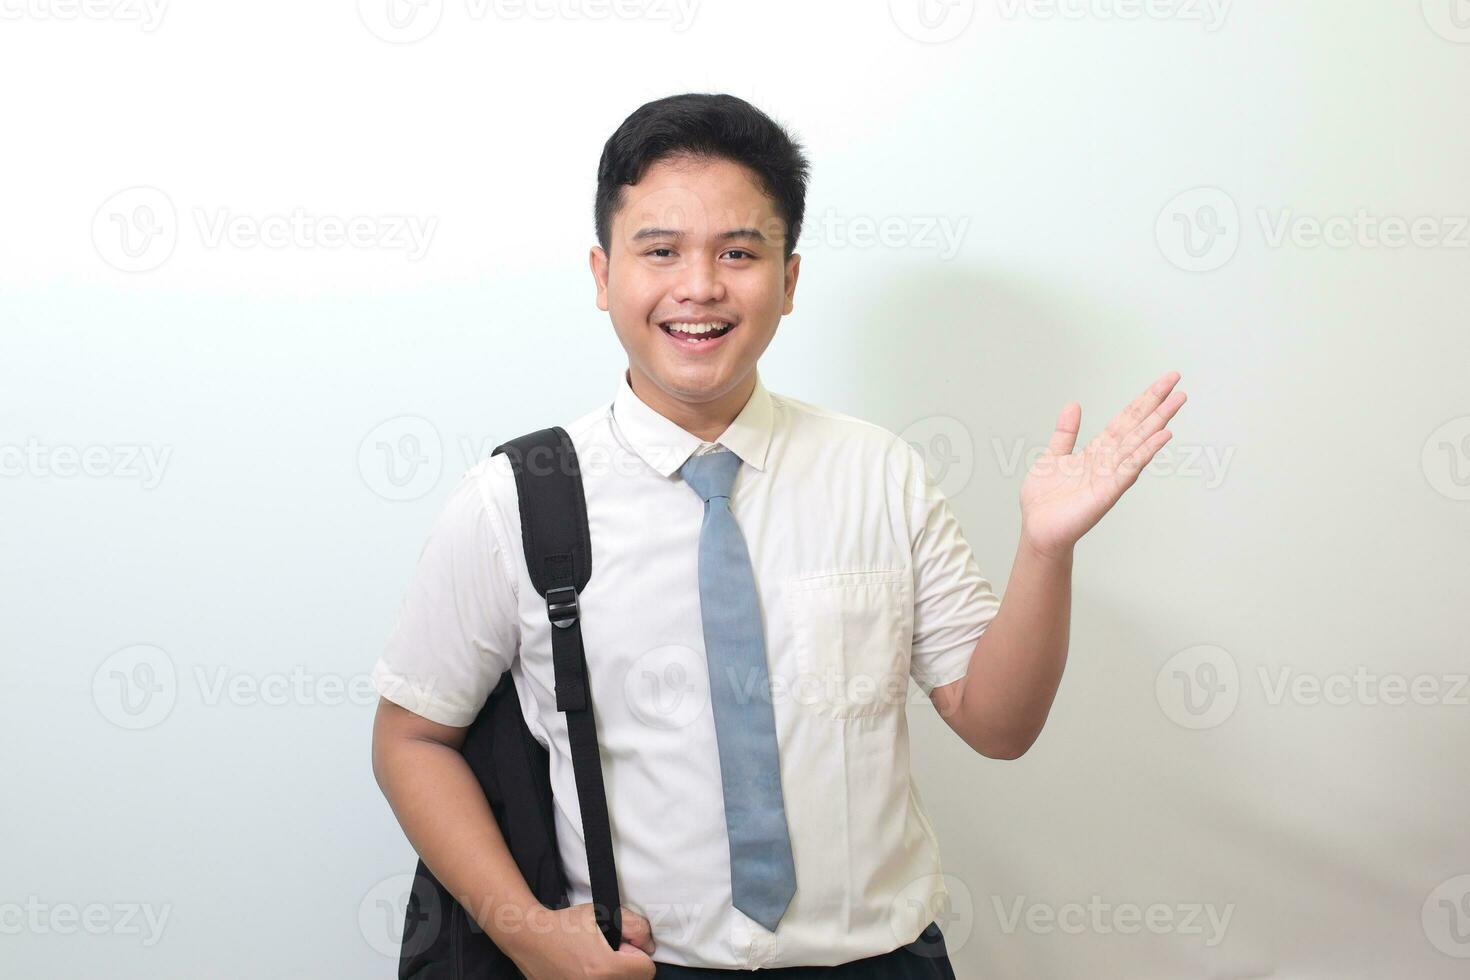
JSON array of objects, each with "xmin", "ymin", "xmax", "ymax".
[{"xmin": 626, "ymin": 366, "xmax": 756, "ymax": 444}]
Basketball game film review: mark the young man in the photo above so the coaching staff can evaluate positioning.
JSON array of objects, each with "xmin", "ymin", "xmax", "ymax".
[{"xmin": 371, "ymin": 93, "xmax": 1186, "ymax": 978}]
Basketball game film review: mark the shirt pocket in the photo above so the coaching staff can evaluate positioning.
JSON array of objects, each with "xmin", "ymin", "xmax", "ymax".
[{"xmin": 782, "ymin": 568, "xmax": 912, "ymax": 720}]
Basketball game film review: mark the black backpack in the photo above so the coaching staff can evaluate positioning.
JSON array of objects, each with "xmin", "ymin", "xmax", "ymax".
[{"xmin": 398, "ymin": 426, "xmax": 622, "ymax": 979}]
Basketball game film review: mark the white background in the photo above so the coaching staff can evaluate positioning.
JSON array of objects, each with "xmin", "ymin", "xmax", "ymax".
[{"xmin": 3, "ymin": 1, "xmax": 1468, "ymax": 976}]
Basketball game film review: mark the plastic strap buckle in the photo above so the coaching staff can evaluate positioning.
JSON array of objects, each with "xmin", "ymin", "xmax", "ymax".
[{"xmin": 546, "ymin": 585, "xmax": 579, "ymax": 629}]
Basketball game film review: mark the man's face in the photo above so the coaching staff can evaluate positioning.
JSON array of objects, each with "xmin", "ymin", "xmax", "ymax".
[{"xmin": 590, "ymin": 154, "xmax": 799, "ymax": 408}]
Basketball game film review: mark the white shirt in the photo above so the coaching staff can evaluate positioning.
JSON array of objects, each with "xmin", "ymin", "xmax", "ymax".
[{"xmin": 372, "ymin": 368, "xmax": 1000, "ymax": 969}]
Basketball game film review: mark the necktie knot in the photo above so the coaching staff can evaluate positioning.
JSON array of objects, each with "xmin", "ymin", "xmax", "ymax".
[{"xmin": 679, "ymin": 449, "xmax": 741, "ymax": 502}]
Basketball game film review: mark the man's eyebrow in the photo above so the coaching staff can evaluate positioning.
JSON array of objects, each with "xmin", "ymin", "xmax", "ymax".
[{"xmin": 630, "ymin": 227, "xmax": 773, "ymax": 243}]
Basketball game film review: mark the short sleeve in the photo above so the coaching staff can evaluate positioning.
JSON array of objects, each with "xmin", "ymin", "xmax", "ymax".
[
  {"xmin": 371, "ymin": 466, "xmax": 522, "ymax": 727},
  {"xmin": 903, "ymin": 443, "xmax": 1001, "ymax": 695}
]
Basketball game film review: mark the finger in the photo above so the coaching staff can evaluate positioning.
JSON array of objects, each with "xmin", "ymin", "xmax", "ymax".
[
  {"xmin": 611, "ymin": 942, "xmax": 657, "ymax": 979},
  {"xmin": 1114, "ymin": 428, "xmax": 1173, "ymax": 488},
  {"xmin": 620, "ymin": 908, "xmax": 656, "ymax": 955},
  {"xmin": 1046, "ymin": 402, "xmax": 1082, "ymax": 456},
  {"xmin": 1097, "ymin": 370, "xmax": 1181, "ymax": 449},
  {"xmin": 1114, "ymin": 389, "xmax": 1186, "ymax": 464}
]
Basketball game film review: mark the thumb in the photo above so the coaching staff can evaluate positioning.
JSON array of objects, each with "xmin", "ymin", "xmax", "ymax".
[
  {"xmin": 1046, "ymin": 401, "xmax": 1081, "ymax": 456},
  {"xmin": 611, "ymin": 940, "xmax": 657, "ymax": 979},
  {"xmin": 618, "ymin": 906, "xmax": 656, "ymax": 956}
]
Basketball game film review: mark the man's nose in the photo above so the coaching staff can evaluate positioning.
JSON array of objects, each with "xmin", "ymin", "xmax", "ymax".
[{"xmin": 671, "ymin": 255, "xmax": 726, "ymax": 304}]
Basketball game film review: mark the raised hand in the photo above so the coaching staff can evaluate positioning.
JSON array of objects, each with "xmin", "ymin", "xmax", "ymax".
[{"xmin": 1019, "ymin": 371, "xmax": 1187, "ymax": 560}]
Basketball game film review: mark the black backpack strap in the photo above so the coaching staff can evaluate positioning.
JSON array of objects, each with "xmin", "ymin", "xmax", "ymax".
[{"xmin": 492, "ymin": 426, "xmax": 622, "ymax": 953}]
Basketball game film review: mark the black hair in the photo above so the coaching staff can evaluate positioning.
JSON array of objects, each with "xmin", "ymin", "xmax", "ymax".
[{"xmin": 594, "ymin": 93, "xmax": 811, "ymax": 260}]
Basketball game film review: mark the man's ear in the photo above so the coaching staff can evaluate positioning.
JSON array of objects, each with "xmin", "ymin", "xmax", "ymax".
[
  {"xmin": 589, "ymin": 245, "xmax": 610, "ymax": 312},
  {"xmin": 782, "ymin": 252, "xmax": 801, "ymax": 316}
]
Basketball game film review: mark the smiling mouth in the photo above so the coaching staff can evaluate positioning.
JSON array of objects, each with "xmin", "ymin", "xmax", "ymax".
[{"xmin": 658, "ymin": 320, "xmax": 737, "ymax": 343}]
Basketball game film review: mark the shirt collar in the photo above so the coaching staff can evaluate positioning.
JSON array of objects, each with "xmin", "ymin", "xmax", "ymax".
[{"xmin": 611, "ymin": 367, "xmax": 774, "ymax": 478}]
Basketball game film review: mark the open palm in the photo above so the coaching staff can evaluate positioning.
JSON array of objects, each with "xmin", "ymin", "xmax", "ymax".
[{"xmin": 1020, "ymin": 371, "xmax": 1188, "ymax": 559}]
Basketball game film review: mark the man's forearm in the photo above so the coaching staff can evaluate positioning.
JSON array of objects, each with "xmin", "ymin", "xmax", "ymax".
[
  {"xmin": 373, "ymin": 733, "xmax": 549, "ymax": 955},
  {"xmin": 943, "ymin": 532, "xmax": 1074, "ymax": 758}
]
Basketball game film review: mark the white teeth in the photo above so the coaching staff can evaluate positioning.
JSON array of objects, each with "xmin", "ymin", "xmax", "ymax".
[{"xmin": 664, "ymin": 321, "xmax": 730, "ymax": 335}]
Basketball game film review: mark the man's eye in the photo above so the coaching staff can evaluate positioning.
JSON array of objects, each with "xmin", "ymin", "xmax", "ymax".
[
  {"xmin": 647, "ymin": 247, "xmax": 675, "ymax": 258},
  {"xmin": 723, "ymin": 249, "xmax": 754, "ymax": 260}
]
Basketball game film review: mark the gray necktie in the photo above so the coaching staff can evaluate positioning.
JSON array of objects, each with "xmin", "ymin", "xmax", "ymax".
[{"xmin": 678, "ymin": 449, "xmax": 797, "ymax": 932}]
